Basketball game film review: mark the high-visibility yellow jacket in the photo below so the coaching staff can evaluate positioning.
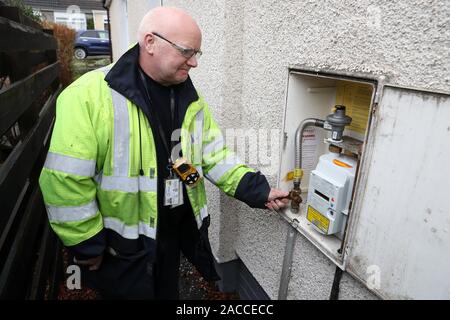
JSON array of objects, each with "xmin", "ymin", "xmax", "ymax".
[{"xmin": 39, "ymin": 45, "xmax": 269, "ymax": 275}]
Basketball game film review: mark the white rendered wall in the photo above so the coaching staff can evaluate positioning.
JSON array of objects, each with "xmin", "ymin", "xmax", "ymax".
[
  {"xmin": 127, "ymin": 0, "xmax": 161, "ymax": 45},
  {"xmin": 109, "ymin": 0, "xmax": 129, "ymax": 61},
  {"xmin": 109, "ymin": 0, "xmax": 161, "ymax": 61},
  {"xmin": 162, "ymin": 0, "xmax": 449, "ymax": 299}
]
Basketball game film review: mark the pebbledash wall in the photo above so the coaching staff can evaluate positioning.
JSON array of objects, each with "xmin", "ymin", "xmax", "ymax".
[
  {"xmin": 108, "ymin": 0, "xmax": 449, "ymax": 299},
  {"xmin": 162, "ymin": 0, "xmax": 449, "ymax": 300}
]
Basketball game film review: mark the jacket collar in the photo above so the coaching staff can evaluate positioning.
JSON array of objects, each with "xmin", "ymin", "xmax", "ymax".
[{"xmin": 104, "ymin": 43, "xmax": 199, "ymax": 122}]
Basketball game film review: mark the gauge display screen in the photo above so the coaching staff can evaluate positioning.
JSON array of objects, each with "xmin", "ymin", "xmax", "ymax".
[{"xmin": 177, "ymin": 163, "xmax": 190, "ymax": 173}]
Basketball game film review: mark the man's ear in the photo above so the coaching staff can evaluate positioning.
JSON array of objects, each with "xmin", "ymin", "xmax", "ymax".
[{"xmin": 144, "ymin": 34, "xmax": 155, "ymax": 54}]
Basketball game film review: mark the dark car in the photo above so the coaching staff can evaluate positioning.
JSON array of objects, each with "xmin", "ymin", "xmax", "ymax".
[{"xmin": 74, "ymin": 30, "xmax": 110, "ymax": 59}]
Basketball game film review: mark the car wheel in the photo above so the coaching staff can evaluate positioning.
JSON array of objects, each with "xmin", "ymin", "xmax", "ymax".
[{"xmin": 74, "ymin": 47, "xmax": 87, "ymax": 60}]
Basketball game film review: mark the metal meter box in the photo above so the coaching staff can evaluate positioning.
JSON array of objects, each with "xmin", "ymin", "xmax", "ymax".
[
  {"xmin": 278, "ymin": 67, "xmax": 450, "ymax": 299},
  {"xmin": 307, "ymin": 153, "xmax": 356, "ymax": 237},
  {"xmin": 278, "ymin": 70, "xmax": 375, "ymax": 266}
]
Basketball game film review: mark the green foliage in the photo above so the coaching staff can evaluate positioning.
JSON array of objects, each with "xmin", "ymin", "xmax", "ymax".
[
  {"xmin": 86, "ymin": 17, "xmax": 95, "ymax": 30},
  {"xmin": 4, "ymin": 0, "xmax": 42, "ymax": 23}
]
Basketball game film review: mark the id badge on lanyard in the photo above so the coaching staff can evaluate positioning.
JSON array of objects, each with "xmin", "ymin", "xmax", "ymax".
[{"xmin": 164, "ymin": 169, "xmax": 184, "ymax": 208}]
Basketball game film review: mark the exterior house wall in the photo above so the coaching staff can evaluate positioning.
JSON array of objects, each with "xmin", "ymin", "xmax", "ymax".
[
  {"xmin": 106, "ymin": 0, "xmax": 449, "ymax": 299},
  {"xmin": 108, "ymin": 0, "xmax": 161, "ymax": 61},
  {"xmin": 163, "ymin": 0, "xmax": 449, "ymax": 300},
  {"xmin": 126, "ymin": 0, "xmax": 161, "ymax": 45},
  {"xmin": 93, "ymin": 10, "xmax": 106, "ymax": 30},
  {"xmin": 109, "ymin": 0, "xmax": 129, "ymax": 60},
  {"xmin": 23, "ymin": 1, "xmax": 107, "ymax": 30}
]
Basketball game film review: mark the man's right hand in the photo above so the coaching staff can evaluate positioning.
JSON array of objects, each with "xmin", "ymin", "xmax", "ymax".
[
  {"xmin": 74, "ymin": 255, "xmax": 103, "ymax": 271},
  {"xmin": 265, "ymin": 188, "xmax": 290, "ymax": 211}
]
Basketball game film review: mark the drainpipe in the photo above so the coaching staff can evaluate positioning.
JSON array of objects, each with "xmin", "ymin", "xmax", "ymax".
[
  {"xmin": 278, "ymin": 221, "xmax": 298, "ymax": 299},
  {"xmin": 103, "ymin": 0, "xmax": 113, "ymax": 62}
]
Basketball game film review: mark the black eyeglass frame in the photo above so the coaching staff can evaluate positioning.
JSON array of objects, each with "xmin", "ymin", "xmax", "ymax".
[{"xmin": 152, "ymin": 32, "xmax": 202, "ymax": 60}]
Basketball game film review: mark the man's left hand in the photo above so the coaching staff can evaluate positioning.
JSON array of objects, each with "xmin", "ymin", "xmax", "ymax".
[{"xmin": 265, "ymin": 188, "xmax": 290, "ymax": 211}]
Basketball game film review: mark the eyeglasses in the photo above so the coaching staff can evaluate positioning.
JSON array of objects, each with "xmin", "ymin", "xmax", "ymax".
[{"xmin": 152, "ymin": 32, "xmax": 202, "ymax": 60}]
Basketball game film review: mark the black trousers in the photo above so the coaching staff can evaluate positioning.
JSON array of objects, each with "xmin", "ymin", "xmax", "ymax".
[
  {"xmin": 80, "ymin": 203, "xmax": 196, "ymax": 300},
  {"xmin": 154, "ymin": 201, "xmax": 198, "ymax": 300}
]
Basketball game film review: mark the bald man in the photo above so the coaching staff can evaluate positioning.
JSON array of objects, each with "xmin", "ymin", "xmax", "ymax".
[
  {"xmin": 39, "ymin": 6, "xmax": 289, "ymax": 299},
  {"xmin": 137, "ymin": 7, "xmax": 202, "ymax": 86}
]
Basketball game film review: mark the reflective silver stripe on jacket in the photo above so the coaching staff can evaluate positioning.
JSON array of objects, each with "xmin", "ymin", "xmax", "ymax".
[
  {"xmin": 196, "ymin": 166, "xmax": 203, "ymax": 177},
  {"xmin": 102, "ymin": 68, "xmax": 158, "ymax": 193},
  {"xmin": 203, "ymin": 136, "xmax": 224, "ymax": 156},
  {"xmin": 103, "ymin": 217, "xmax": 156, "ymax": 239},
  {"xmin": 205, "ymin": 154, "xmax": 242, "ymax": 184},
  {"xmin": 194, "ymin": 205, "xmax": 209, "ymax": 229},
  {"xmin": 191, "ymin": 110, "xmax": 204, "ymax": 164},
  {"xmin": 98, "ymin": 175, "xmax": 157, "ymax": 193},
  {"xmin": 111, "ymin": 88, "xmax": 130, "ymax": 177},
  {"xmin": 102, "ymin": 67, "xmax": 131, "ymax": 178},
  {"xmin": 194, "ymin": 110, "xmax": 204, "ymax": 147},
  {"xmin": 44, "ymin": 152, "xmax": 96, "ymax": 177},
  {"xmin": 47, "ymin": 199, "xmax": 98, "ymax": 222}
]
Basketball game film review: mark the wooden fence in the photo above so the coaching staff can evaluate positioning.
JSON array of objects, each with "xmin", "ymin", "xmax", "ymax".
[{"xmin": 0, "ymin": 4, "xmax": 63, "ymax": 299}]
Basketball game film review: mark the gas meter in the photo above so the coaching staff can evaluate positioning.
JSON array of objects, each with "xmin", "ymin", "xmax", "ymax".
[
  {"xmin": 306, "ymin": 153, "xmax": 356, "ymax": 237},
  {"xmin": 290, "ymin": 105, "xmax": 357, "ymax": 237}
]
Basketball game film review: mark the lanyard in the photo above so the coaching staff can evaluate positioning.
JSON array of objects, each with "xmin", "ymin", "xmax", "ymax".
[{"xmin": 138, "ymin": 68, "xmax": 177, "ymax": 165}]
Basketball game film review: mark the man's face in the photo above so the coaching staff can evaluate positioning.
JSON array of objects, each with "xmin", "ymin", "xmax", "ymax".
[{"xmin": 151, "ymin": 31, "xmax": 201, "ymax": 85}]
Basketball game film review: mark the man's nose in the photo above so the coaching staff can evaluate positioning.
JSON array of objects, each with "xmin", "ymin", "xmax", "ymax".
[{"xmin": 186, "ymin": 55, "xmax": 198, "ymax": 67}]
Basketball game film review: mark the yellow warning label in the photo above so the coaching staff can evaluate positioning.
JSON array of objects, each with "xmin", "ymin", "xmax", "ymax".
[
  {"xmin": 307, "ymin": 205, "xmax": 330, "ymax": 234},
  {"xmin": 335, "ymin": 81, "xmax": 373, "ymax": 135}
]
